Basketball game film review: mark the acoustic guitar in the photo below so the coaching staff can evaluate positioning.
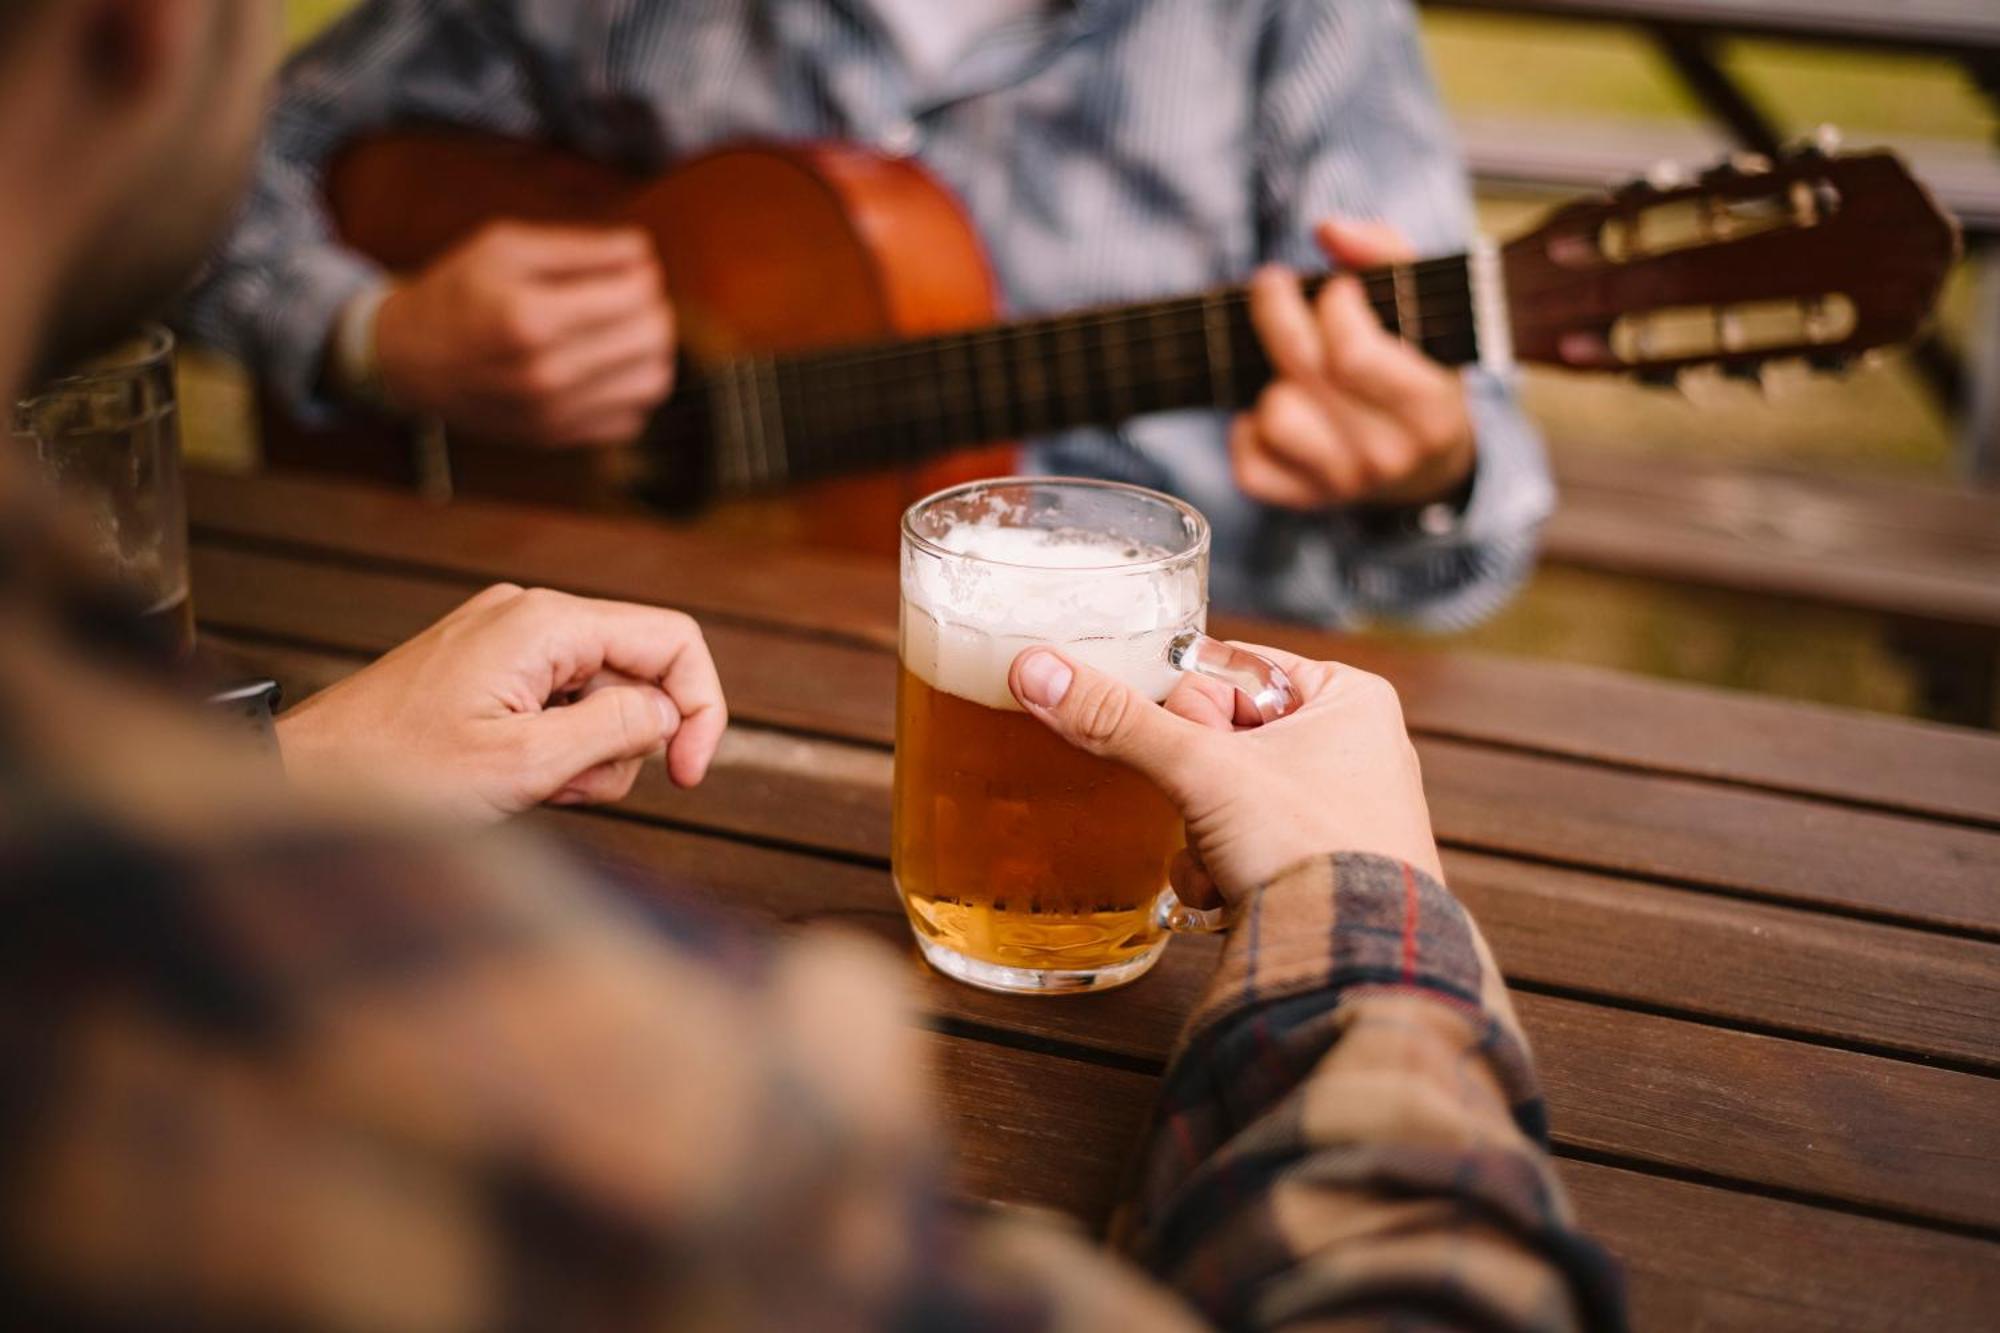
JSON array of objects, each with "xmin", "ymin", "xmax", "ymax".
[{"xmin": 269, "ymin": 130, "xmax": 1956, "ymax": 552}]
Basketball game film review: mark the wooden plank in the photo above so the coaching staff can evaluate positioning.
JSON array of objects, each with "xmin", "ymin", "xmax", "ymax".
[
  {"xmin": 1418, "ymin": 0, "xmax": 2000, "ymax": 58},
  {"xmin": 542, "ymin": 812, "xmax": 2000, "ymax": 1232},
  {"xmin": 188, "ymin": 470, "xmax": 900, "ymax": 649},
  {"xmin": 1539, "ymin": 457, "xmax": 2000, "ymax": 631},
  {"xmin": 1522, "ymin": 992, "xmax": 2000, "ymax": 1232},
  {"xmin": 1553, "ymin": 450, "xmax": 2000, "ymax": 559},
  {"xmin": 927, "ymin": 1034, "xmax": 1153, "ymax": 1235},
  {"xmin": 191, "ymin": 543, "xmax": 898, "ymax": 746},
  {"xmin": 186, "ymin": 472, "xmax": 2000, "ymax": 825},
  {"xmin": 194, "ymin": 551, "xmax": 2000, "ymax": 935},
  {"xmin": 1446, "ymin": 850, "xmax": 2000, "ymax": 1071},
  {"xmin": 1420, "ymin": 737, "xmax": 2000, "ymax": 937},
  {"xmin": 1301, "ymin": 638, "xmax": 2000, "ymax": 829},
  {"xmin": 1562, "ymin": 1158, "xmax": 2000, "ymax": 1332}
]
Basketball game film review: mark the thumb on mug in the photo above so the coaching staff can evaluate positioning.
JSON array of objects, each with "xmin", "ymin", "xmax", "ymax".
[{"xmin": 1009, "ymin": 649, "xmax": 1202, "ymax": 789}]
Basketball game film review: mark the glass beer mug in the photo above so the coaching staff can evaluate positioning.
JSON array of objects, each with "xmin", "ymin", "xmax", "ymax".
[
  {"xmin": 894, "ymin": 478, "xmax": 1297, "ymax": 994},
  {"xmin": 13, "ymin": 326, "xmax": 193, "ymax": 658}
]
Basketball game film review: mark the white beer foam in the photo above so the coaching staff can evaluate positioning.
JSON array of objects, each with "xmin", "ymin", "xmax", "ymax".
[{"xmin": 903, "ymin": 523, "xmax": 1202, "ymax": 711}]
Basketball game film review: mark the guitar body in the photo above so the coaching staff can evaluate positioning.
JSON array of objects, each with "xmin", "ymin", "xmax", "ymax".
[{"xmin": 268, "ymin": 132, "xmax": 1016, "ymax": 552}]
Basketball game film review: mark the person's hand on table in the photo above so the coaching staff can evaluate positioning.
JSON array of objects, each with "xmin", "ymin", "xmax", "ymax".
[
  {"xmin": 1009, "ymin": 641, "xmax": 1438, "ymax": 908},
  {"xmin": 1235, "ymin": 218, "xmax": 1475, "ymax": 510},
  {"xmin": 276, "ymin": 584, "xmax": 727, "ymax": 823},
  {"xmin": 373, "ymin": 221, "xmax": 676, "ymax": 447}
]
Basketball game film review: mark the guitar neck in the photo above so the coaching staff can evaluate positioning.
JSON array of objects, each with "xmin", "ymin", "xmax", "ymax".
[{"xmin": 691, "ymin": 250, "xmax": 1496, "ymax": 492}]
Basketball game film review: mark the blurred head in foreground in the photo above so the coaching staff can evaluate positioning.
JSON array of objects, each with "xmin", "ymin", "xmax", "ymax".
[{"xmin": 0, "ymin": 0, "xmax": 272, "ymax": 390}]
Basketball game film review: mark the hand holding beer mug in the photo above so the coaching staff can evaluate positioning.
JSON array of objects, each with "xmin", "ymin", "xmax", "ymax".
[
  {"xmin": 895, "ymin": 478, "xmax": 1302, "ymax": 994},
  {"xmin": 1010, "ymin": 641, "xmax": 1444, "ymax": 902}
]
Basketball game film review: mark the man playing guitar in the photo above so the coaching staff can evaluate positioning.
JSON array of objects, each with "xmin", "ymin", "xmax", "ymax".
[{"xmin": 180, "ymin": 0, "xmax": 1547, "ymax": 628}]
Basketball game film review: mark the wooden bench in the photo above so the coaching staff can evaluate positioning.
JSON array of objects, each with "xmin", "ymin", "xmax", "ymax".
[{"xmin": 1544, "ymin": 447, "xmax": 2000, "ymax": 725}]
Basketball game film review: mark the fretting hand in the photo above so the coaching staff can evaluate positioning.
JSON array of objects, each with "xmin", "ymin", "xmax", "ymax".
[
  {"xmin": 277, "ymin": 585, "xmax": 728, "ymax": 823},
  {"xmin": 373, "ymin": 222, "xmax": 676, "ymax": 447},
  {"xmin": 1234, "ymin": 219, "xmax": 1476, "ymax": 510}
]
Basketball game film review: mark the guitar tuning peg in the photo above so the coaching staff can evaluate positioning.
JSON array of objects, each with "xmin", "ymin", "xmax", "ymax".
[
  {"xmin": 1788, "ymin": 125, "xmax": 1842, "ymax": 160},
  {"xmin": 1646, "ymin": 160, "xmax": 1690, "ymax": 191},
  {"xmin": 1699, "ymin": 151, "xmax": 1772, "ymax": 187}
]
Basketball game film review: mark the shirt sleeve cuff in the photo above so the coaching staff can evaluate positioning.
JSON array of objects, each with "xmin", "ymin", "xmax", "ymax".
[
  {"xmin": 256, "ymin": 248, "xmax": 390, "ymax": 426},
  {"xmin": 1178, "ymin": 853, "xmax": 1512, "ymax": 1059}
]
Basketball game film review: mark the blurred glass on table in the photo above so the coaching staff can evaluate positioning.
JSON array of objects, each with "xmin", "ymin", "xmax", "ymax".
[{"xmin": 13, "ymin": 326, "xmax": 194, "ymax": 658}]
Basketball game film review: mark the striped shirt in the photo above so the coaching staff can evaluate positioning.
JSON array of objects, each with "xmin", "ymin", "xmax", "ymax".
[{"xmin": 178, "ymin": 0, "xmax": 1554, "ymax": 629}]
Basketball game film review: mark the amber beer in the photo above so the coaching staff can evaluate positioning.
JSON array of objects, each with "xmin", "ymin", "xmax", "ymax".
[
  {"xmin": 894, "ymin": 478, "xmax": 1217, "ymax": 994},
  {"xmin": 893, "ymin": 660, "xmax": 1187, "ymax": 984}
]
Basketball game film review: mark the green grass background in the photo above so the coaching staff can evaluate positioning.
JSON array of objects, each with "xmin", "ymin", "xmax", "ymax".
[{"xmin": 185, "ymin": 0, "xmax": 1990, "ymax": 719}]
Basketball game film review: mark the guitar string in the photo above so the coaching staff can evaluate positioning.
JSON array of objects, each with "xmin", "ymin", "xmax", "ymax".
[
  {"xmin": 688, "ymin": 260, "xmax": 1488, "ymax": 478},
  {"xmin": 745, "ymin": 280, "xmax": 1476, "ymax": 427},
  {"xmin": 748, "ymin": 252, "xmax": 1472, "ymax": 379},
  {"xmin": 758, "ymin": 263, "xmax": 1473, "ymax": 383},
  {"xmin": 767, "ymin": 341, "xmax": 1474, "ymax": 456},
  {"xmin": 759, "ymin": 264, "xmax": 1830, "ymax": 424},
  {"xmin": 758, "ymin": 281, "xmax": 1476, "ymax": 436},
  {"xmin": 740, "ymin": 281, "xmax": 1480, "ymax": 466},
  {"xmin": 757, "ymin": 335, "xmax": 1474, "ymax": 468}
]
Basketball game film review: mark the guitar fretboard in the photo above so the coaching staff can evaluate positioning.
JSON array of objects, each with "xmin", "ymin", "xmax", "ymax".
[{"xmin": 681, "ymin": 256, "xmax": 1480, "ymax": 492}]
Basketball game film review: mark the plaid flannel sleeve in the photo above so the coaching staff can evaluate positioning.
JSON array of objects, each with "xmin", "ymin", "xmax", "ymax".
[{"xmin": 1116, "ymin": 853, "xmax": 1628, "ymax": 1332}]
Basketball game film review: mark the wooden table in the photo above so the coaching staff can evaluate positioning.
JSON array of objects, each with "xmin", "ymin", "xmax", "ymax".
[{"xmin": 187, "ymin": 470, "xmax": 2000, "ymax": 1331}]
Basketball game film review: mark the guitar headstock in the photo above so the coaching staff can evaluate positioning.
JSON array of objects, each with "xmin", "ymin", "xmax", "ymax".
[{"xmin": 1501, "ymin": 139, "xmax": 1959, "ymax": 383}]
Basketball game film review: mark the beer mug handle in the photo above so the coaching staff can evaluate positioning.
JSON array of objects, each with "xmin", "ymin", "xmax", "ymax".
[
  {"xmin": 1154, "ymin": 631, "xmax": 1301, "ymax": 935},
  {"xmin": 1166, "ymin": 631, "xmax": 1299, "ymax": 725}
]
